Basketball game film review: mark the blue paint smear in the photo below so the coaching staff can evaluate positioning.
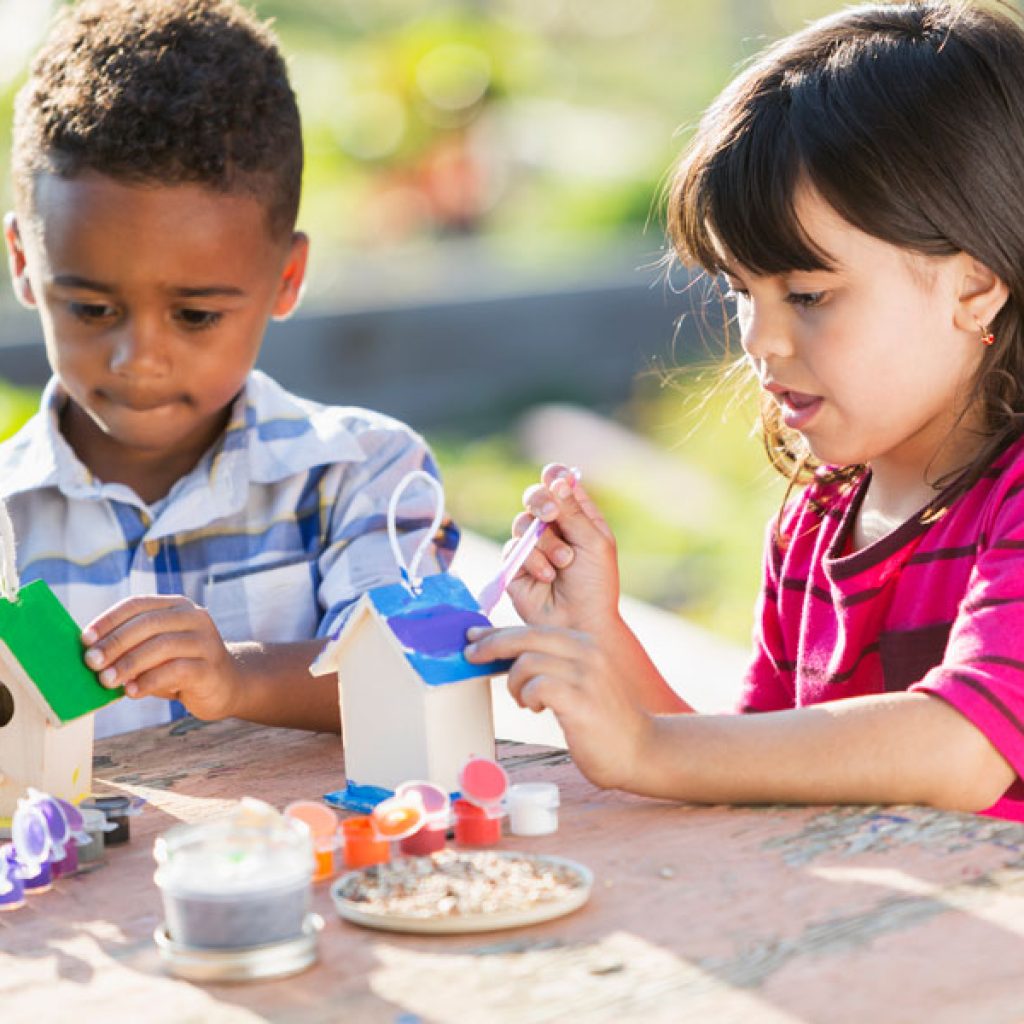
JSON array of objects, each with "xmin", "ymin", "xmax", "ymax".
[
  {"xmin": 324, "ymin": 782, "xmax": 394, "ymax": 813},
  {"xmin": 324, "ymin": 781, "xmax": 463, "ymax": 813},
  {"xmin": 368, "ymin": 574, "xmax": 512, "ymax": 686}
]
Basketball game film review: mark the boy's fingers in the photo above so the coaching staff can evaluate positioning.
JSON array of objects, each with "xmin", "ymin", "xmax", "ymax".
[
  {"xmin": 93, "ymin": 629, "xmax": 202, "ymax": 688},
  {"xmin": 126, "ymin": 658, "xmax": 201, "ymax": 701},
  {"xmin": 82, "ymin": 594, "xmax": 194, "ymax": 645},
  {"xmin": 83, "ymin": 604, "xmax": 204, "ymax": 676}
]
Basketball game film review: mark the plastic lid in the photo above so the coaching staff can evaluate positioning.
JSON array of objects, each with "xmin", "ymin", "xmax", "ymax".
[
  {"xmin": 27, "ymin": 789, "xmax": 70, "ymax": 852},
  {"xmin": 283, "ymin": 801, "xmax": 338, "ymax": 839},
  {"xmin": 394, "ymin": 781, "xmax": 450, "ymax": 820},
  {"xmin": 11, "ymin": 803, "xmax": 51, "ymax": 869},
  {"xmin": 458, "ymin": 756, "xmax": 508, "ymax": 808},
  {"xmin": 80, "ymin": 807, "xmax": 108, "ymax": 831},
  {"xmin": 508, "ymin": 782, "xmax": 560, "ymax": 809},
  {"xmin": 371, "ymin": 793, "xmax": 426, "ymax": 840}
]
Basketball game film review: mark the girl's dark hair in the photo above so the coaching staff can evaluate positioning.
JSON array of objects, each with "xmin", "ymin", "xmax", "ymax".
[
  {"xmin": 12, "ymin": 0, "xmax": 302, "ymax": 239},
  {"xmin": 668, "ymin": 1, "xmax": 1024, "ymax": 506}
]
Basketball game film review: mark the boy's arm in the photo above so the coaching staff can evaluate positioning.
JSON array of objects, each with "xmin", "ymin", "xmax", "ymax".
[{"xmin": 223, "ymin": 639, "xmax": 339, "ymax": 732}]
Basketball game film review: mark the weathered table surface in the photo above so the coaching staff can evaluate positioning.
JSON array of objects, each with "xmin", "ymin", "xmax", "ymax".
[{"xmin": 4, "ymin": 718, "xmax": 1024, "ymax": 1023}]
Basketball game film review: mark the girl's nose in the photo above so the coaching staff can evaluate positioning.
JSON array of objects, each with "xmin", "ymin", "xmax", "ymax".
[
  {"xmin": 739, "ymin": 306, "xmax": 793, "ymax": 363},
  {"xmin": 108, "ymin": 317, "xmax": 170, "ymax": 376}
]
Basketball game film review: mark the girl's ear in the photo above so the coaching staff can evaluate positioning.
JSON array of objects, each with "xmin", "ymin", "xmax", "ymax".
[
  {"xmin": 271, "ymin": 231, "xmax": 309, "ymax": 321},
  {"xmin": 953, "ymin": 254, "xmax": 1009, "ymax": 335},
  {"xmin": 4, "ymin": 213, "xmax": 36, "ymax": 309}
]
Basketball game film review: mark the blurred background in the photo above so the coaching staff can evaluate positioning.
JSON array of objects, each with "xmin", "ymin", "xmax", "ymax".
[{"xmin": 0, "ymin": 0, "xmax": 967, "ymax": 651}]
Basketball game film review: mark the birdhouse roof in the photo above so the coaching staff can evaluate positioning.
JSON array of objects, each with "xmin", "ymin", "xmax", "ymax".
[
  {"xmin": 311, "ymin": 574, "xmax": 511, "ymax": 684},
  {"xmin": 0, "ymin": 579, "xmax": 122, "ymax": 724}
]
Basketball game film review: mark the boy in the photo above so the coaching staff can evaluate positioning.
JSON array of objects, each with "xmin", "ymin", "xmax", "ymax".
[{"xmin": 0, "ymin": 0, "xmax": 456, "ymax": 738}]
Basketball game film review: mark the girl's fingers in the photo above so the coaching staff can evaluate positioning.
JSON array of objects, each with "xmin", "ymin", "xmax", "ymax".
[{"xmin": 465, "ymin": 625, "xmax": 582, "ymax": 663}]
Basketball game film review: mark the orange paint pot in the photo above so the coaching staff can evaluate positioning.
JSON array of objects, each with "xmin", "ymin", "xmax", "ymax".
[
  {"xmin": 341, "ymin": 816, "xmax": 390, "ymax": 869},
  {"xmin": 284, "ymin": 801, "xmax": 339, "ymax": 883},
  {"xmin": 453, "ymin": 799, "xmax": 503, "ymax": 848}
]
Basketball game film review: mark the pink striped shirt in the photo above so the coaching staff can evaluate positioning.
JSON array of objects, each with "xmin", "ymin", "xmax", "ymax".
[{"xmin": 741, "ymin": 433, "xmax": 1024, "ymax": 821}]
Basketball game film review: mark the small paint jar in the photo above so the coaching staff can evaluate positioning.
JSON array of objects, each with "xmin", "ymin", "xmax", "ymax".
[
  {"xmin": 453, "ymin": 799, "xmax": 503, "ymax": 848},
  {"xmin": 398, "ymin": 823, "xmax": 448, "ymax": 857},
  {"xmin": 341, "ymin": 816, "xmax": 390, "ymax": 869},
  {"xmin": 154, "ymin": 799, "xmax": 313, "ymax": 950},
  {"xmin": 21, "ymin": 858, "xmax": 53, "ymax": 894},
  {"xmin": 82, "ymin": 795, "xmax": 132, "ymax": 845},
  {"xmin": 508, "ymin": 783, "xmax": 560, "ymax": 837},
  {"xmin": 53, "ymin": 839, "xmax": 79, "ymax": 878},
  {"xmin": 0, "ymin": 845, "xmax": 25, "ymax": 911},
  {"xmin": 76, "ymin": 808, "xmax": 108, "ymax": 869},
  {"xmin": 284, "ymin": 801, "xmax": 338, "ymax": 883}
]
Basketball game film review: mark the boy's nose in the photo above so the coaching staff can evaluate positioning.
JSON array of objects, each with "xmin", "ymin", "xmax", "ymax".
[{"xmin": 108, "ymin": 318, "xmax": 171, "ymax": 376}]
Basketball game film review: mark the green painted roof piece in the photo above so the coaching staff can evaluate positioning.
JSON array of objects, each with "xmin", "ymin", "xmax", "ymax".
[{"xmin": 0, "ymin": 578, "xmax": 122, "ymax": 722}]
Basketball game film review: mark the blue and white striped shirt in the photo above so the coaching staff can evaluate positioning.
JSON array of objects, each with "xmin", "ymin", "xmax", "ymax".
[{"xmin": 0, "ymin": 370, "xmax": 458, "ymax": 737}]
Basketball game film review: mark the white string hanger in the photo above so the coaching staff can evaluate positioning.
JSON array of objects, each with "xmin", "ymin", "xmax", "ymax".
[
  {"xmin": 386, "ymin": 469, "xmax": 445, "ymax": 594},
  {"xmin": 0, "ymin": 499, "xmax": 19, "ymax": 602}
]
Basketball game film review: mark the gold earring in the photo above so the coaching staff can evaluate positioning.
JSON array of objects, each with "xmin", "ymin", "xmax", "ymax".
[{"xmin": 978, "ymin": 320, "xmax": 995, "ymax": 346}]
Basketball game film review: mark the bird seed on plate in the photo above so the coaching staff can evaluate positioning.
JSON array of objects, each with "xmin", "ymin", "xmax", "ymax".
[{"xmin": 337, "ymin": 849, "xmax": 583, "ymax": 918}]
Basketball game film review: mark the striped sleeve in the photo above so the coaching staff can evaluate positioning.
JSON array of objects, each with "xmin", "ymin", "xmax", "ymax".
[
  {"xmin": 911, "ymin": 475, "xmax": 1024, "ymax": 782},
  {"xmin": 315, "ymin": 424, "xmax": 459, "ymax": 639}
]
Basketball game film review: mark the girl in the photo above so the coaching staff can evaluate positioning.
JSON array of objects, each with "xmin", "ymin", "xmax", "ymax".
[{"xmin": 465, "ymin": 0, "xmax": 1024, "ymax": 820}]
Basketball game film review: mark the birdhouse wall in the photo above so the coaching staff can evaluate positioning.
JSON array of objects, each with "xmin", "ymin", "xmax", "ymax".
[
  {"xmin": 337, "ymin": 612, "xmax": 432, "ymax": 792},
  {"xmin": 424, "ymin": 676, "xmax": 495, "ymax": 794},
  {"xmin": 0, "ymin": 707, "xmax": 93, "ymax": 818}
]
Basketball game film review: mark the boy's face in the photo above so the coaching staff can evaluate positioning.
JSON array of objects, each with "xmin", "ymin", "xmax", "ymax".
[{"xmin": 4, "ymin": 171, "xmax": 308, "ymax": 490}]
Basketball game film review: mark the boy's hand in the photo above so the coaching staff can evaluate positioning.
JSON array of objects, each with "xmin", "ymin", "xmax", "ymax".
[
  {"xmin": 81, "ymin": 596, "xmax": 243, "ymax": 721},
  {"xmin": 508, "ymin": 463, "xmax": 620, "ymax": 632},
  {"xmin": 465, "ymin": 623, "xmax": 652, "ymax": 791}
]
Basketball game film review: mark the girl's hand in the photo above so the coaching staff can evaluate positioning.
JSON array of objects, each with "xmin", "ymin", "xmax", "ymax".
[
  {"xmin": 81, "ymin": 595, "xmax": 243, "ymax": 721},
  {"xmin": 508, "ymin": 463, "xmax": 620, "ymax": 632},
  {"xmin": 465, "ymin": 623, "xmax": 652, "ymax": 791}
]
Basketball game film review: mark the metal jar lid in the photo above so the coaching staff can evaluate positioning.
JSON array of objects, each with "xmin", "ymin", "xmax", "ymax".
[{"xmin": 153, "ymin": 913, "xmax": 323, "ymax": 983}]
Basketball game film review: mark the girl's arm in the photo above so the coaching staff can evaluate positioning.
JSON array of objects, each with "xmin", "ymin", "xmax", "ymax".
[{"xmin": 465, "ymin": 625, "xmax": 1015, "ymax": 812}]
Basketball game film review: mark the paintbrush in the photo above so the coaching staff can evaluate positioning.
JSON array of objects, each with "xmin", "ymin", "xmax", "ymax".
[{"xmin": 475, "ymin": 469, "xmax": 580, "ymax": 615}]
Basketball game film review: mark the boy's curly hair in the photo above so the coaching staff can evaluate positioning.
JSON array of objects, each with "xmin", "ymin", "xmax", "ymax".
[{"xmin": 12, "ymin": 0, "xmax": 302, "ymax": 238}]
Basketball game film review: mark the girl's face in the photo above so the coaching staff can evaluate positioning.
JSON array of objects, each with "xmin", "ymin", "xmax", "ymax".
[{"xmin": 724, "ymin": 188, "xmax": 988, "ymax": 488}]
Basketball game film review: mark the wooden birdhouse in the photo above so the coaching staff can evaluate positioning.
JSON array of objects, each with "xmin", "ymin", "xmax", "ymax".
[
  {"xmin": 311, "ymin": 572, "xmax": 510, "ymax": 808},
  {"xmin": 0, "ymin": 578, "xmax": 122, "ymax": 820}
]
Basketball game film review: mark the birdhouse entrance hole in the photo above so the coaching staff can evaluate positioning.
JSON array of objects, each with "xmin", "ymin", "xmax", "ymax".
[{"xmin": 0, "ymin": 683, "xmax": 12, "ymax": 727}]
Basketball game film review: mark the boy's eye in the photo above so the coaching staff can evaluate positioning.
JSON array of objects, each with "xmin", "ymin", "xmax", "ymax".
[
  {"xmin": 174, "ymin": 308, "xmax": 223, "ymax": 330},
  {"xmin": 786, "ymin": 291, "xmax": 826, "ymax": 309},
  {"xmin": 69, "ymin": 301, "xmax": 117, "ymax": 323}
]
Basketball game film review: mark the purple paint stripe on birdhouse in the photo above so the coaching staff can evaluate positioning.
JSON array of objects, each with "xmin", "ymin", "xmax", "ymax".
[{"xmin": 387, "ymin": 604, "xmax": 491, "ymax": 658}]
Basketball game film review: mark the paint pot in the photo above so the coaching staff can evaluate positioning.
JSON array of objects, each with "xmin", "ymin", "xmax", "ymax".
[
  {"xmin": 284, "ymin": 801, "xmax": 338, "ymax": 883},
  {"xmin": 0, "ymin": 844, "xmax": 25, "ymax": 911},
  {"xmin": 75, "ymin": 807, "xmax": 108, "ymax": 869},
  {"xmin": 507, "ymin": 783, "xmax": 560, "ymax": 836},
  {"xmin": 10, "ymin": 796, "xmax": 54, "ymax": 891},
  {"xmin": 341, "ymin": 816, "xmax": 390, "ymax": 869},
  {"xmin": 453, "ymin": 798, "xmax": 503, "ymax": 848},
  {"xmin": 81, "ymin": 795, "xmax": 133, "ymax": 845},
  {"xmin": 455, "ymin": 756, "xmax": 507, "ymax": 846},
  {"xmin": 393, "ymin": 781, "xmax": 450, "ymax": 857},
  {"xmin": 153, "ymin": 798, "xmax": 313, "ymax": 950}
]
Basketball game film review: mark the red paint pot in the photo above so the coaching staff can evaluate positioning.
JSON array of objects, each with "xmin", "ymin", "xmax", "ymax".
[
  {"xmin": 453, "ymin": 799, "xmax": 503, "ymax": 848},
  {"xmin": 398, "ymin": 823, "xmax": 448, "ymax": 857}
]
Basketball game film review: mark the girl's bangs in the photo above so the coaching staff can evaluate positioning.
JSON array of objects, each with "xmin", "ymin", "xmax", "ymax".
[{"xmin": 700, "ymin": 107, "xmax": 833, "ymax": 278}]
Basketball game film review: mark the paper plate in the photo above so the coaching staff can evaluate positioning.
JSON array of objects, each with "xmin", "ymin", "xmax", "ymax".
[{"xmin": 331, "ymin": 851, "xmax": 592, "ymax": 935}]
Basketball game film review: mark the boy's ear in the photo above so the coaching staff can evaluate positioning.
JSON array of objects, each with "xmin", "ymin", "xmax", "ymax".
[
  {"xmin": 953, "ymin": 254, "xmax": 1009, "ymax": 335},
  {"xmin": 4, "ymin": 213, "xmax": 37, "ymax": 309},
  {"xmin": 271, "ymin": 231, "xmax": 309, "ymax": 320}
]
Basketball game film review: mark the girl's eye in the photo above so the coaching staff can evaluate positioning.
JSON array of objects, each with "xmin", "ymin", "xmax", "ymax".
[
  {"xmin": 174, "ymin": 308, "xmax": 223, "ymax": 330},
  {"xmin": 69, "ymin": 301, "xmax": 117, "ymax": 323},
  {"xmin": 786, "ymin": 291, "xmax": 826, "ymax": 309}
]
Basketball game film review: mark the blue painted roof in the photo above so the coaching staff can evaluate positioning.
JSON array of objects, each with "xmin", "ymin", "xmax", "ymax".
[{"xmin": 369, "ymin": 574, "xmax": 511, "ymax": 685}]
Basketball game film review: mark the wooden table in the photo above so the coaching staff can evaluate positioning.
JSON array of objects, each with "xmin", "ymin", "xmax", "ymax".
[{"xmin": 4, "ymin": 719, "xmax": 1024, "ymax": 1023}]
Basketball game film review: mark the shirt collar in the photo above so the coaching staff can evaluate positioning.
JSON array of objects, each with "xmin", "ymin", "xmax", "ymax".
[{"xmin": 0, "ymin": 371, "xmax": 367, "ymax": 534}]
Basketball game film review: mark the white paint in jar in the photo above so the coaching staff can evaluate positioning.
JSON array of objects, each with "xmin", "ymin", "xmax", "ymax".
[{"xmin": 507, "ymin": 782, "xmax": 560, "ymax": 836}]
